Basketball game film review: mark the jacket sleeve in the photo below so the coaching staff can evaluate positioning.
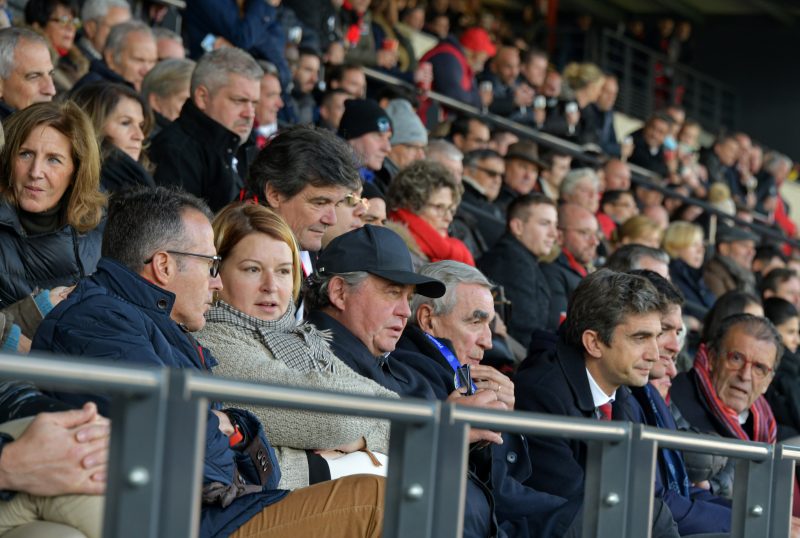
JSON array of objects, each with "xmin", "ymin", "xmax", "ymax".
[
  {"xmin": 430, "ymin": 53, "xmax": 478, "ymax": 105},
  {"xmin": 541, "ymin": 264, "xmax": 569, "ymax": 331},
  {"xmin": 151, "ymin": 136, "xmax": 207, "ymax": 201},
  {"xmin": 199, "ymin": 326, "xmax": 392, "ymax": 455}
]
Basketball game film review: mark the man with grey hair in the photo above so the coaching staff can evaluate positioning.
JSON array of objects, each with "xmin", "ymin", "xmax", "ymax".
[
  {"xmin": 153, "ymin": 27, "xmax": 185, "ymax": 60},
  {"xmin": 559, "ymin": 167, "xmax": 600, "ymax": 214},
  {"xmin": 77, "ymin": 0, "xmax": 131, "ymax": 61},
  {"xmin": 151, "ymin": 47, "xmax": 262, "ymax": 212},
  {"xmin": 142, "ymin": 58, "xmax": 195, "ymax": 135},
  {"xmin": 604, "ymin": 243, "xmax": 670, "ymax": 280},
  {"xmin": 0, "ymin": 27, "xmax": 55, "ymax": 119},
  {"xmin": 426, "ymin": 138, "xmax": 464, "ymax": 183},
  {"xmin": 73, "ymin": 21, "xmax": 156, "ymax": 92}
]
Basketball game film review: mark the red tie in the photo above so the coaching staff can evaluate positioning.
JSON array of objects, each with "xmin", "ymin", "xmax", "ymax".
[{"xmin": 598, "ymin": 402, "xmax": 613, "ymax": 421}]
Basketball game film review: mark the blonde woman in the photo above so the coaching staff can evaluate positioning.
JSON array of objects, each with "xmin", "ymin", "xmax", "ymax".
[{"xmin": 663, "ymin": 221, "xmax": 716, "ymax": 322}]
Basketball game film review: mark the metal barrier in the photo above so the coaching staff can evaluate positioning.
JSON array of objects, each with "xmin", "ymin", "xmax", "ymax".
[
  {"xmin": 363, "ymin": 67, "xmax": 800, "ymax": 250},
  {"xmin": 0, "ymin": 355, "xmax": 796, "ymax": 537},
  {"xmin": 597, "ymin": 29, "xmax": 739, "ymax": 135}
]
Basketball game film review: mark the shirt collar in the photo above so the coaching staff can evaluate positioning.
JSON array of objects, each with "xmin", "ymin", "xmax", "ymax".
[{"xmin": 586, "ymin": 368, "xmax": 616, "ymax": 407}]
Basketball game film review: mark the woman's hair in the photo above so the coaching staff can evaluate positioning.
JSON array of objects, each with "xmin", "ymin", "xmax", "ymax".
[
  {"xmin": 212, "ymin": 202, "xmax": 302, "ymax": 301},
  {"xmin": 662, "ymin": 221, "xmax": 703, "ymax": 258},
  {"xmin": 24, "ymin": 0, "xmax": 78, "ymax": 29},
  {"xmin": 69, "ymin": 82, "xmax": 154, "ymax": 168},
  {"xmin": 386, "ymin": 159, "xmax": 463, "ymax": 213},
  {"xmin": 0, "ymin": 101, "xmax": 105, "ymax": 232},
  {"xmin": 563, "ymin": 62, "xmax": 604, "ymax": 91},
  {"xmin": 614, "ymin": 215, "xmax": 662, "ymax": 247},
  {"xmin": 763, "ymin": 297, "xmax": 798, "ymax": 328},
  {"xmin": 701, "ymin": 290, "xmax": 762, "ymax": 344}
]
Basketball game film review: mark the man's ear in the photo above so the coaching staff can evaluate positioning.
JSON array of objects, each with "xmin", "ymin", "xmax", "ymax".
[
  {"xmin": 83, "ymin": 19, "xmax": 97, "ymax": 41},
  {"xmin": 508, "ymin": 217, "xmax": 523, "ymax": 238},
  {"xmin": 193, "ymin": 84, "xmax": 210, "ymax": 112},
  {"xmin": 143, "ymin": 252, "xmax": 174, "ymax": 287},
  {"xmin": 265, "ymin": 183, "xmax": 283, "ymax": 210},
  {"xmin": 103, "ymin": 49, "xmax": 116, "ymax": 71},
  {"xmin": 416, "ymin": 303, "xmax": 436, "ymax": 333},
  {"xmin": 581, "ymin": 329, "xmax": 604, "ymax": 359},
  {"xmin": 327, "ymin": 276, "xmax": 347, "ymax": 310}
]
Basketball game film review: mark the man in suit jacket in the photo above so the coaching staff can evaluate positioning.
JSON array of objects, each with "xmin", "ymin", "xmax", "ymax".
[{"xmin": 515, "ymin": 269, "xmax": 681, "ymax": 537}]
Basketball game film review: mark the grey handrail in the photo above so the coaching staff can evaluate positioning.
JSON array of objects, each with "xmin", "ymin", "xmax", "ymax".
[{"xmin": 639, "ymin": 424, "xmax": 772, "ymax": 460}]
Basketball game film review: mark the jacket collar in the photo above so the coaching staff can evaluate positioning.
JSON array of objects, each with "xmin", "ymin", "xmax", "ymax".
[
  {"xmin": 555, "ymin": 336, "xmax": 596, "ymax": 415},
  {"xmin": 175, "ymin": 99, "xmax": 242, "ymax": 151},
  {"xmin": 92, "ymin": 257, "xmax": 176, "ymax": 317},
  {"xmin": 88, "ymin": 59, "xmax": 132, "ymax": 87}
]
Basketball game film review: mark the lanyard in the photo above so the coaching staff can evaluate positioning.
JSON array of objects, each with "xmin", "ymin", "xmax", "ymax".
[{"xmin": 424, "ymin": 333, "xmax": 477, "ymax": 393}]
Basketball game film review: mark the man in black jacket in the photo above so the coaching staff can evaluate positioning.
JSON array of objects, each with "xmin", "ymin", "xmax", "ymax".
[
  {"xmin": 515, "ymin": 269, "xmax": 681, "ymax": 537},
  {"xmin": 151, "ymin": 47, "xmax": 261, "ymax": 212},
  {"xmin": 629, "ymin": 112, "xmax": 672, "ymax": 178},
  {"xmin": 480, "ymin": 193, "xmax": 558, "ymax": 347}
]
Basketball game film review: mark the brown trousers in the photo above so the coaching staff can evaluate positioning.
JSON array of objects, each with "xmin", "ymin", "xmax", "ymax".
[{"xmin": 230, "ymin": 474, "xmax": 385, "ymax": 538}]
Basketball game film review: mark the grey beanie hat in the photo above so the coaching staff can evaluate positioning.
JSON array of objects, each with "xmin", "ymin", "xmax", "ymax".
[{"xmin": 385, "ymin": 99, "xmax": 428, "ymax": 146}]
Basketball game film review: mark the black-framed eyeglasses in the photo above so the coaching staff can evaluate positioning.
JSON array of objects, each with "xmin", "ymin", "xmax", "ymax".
[
  {"xmin": 144, "ymin": 251, "xmax": 222, "ymax": 278},
  {"xmin": 475, "ymin": 165, "xmax": 504, "ymax": 178}
]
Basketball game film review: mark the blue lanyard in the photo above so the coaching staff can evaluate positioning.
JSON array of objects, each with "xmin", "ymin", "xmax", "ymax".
[{"xmin": 424, "ymin": 333, "xmax": 477, "ymax": 393}]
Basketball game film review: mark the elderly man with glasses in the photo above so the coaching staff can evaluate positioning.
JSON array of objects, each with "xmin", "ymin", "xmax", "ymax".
[{"xmin": 671, "ymin": 314, "xmax": 783, "ymax": 498}]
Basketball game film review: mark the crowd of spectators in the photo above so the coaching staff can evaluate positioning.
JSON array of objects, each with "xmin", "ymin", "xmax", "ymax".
[{"xmin": 0, "ymin": 0, "xmax": 798, "ymax": 536}]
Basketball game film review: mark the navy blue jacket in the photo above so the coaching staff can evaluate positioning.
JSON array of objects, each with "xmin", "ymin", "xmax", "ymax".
[
  {"xmin": 32, "ymin": 258, "xmax": 287, "ymax": 538},
  {"xmin": 626, "ymin": 385, "xmax": 732, "ymax": 535}
]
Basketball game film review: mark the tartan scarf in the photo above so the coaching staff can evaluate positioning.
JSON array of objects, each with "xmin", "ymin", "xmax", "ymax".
[
  {"xmin": 205, "ymin": 301, "xmax": 336, "ymax": 374},
  {"xmin": 693, "ymin": 343, "xmax": 776, "ymax": 443}
]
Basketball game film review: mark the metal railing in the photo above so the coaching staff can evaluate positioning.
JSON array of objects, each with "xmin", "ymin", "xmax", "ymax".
[
  {"xmin": 0, "ymin": 354, "xmax": 797, "ymax": 537},
  {"xmin": 363, "ymin": 67, "xmax": 800, "ymax": 250},
  {"xmin": 597, "ymin": 28, "xmax": 739, "ymax": 135}
]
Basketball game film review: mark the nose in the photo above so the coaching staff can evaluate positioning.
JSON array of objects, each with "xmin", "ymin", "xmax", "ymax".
[
  {"xmin": 260, "ymin": 271, "xmax": 276, "ymax": 292},
  {"xmin": 209, "ymin": 273, "xmax": 223, "ymax": 292},
  {"xmin": 132, "ymin": 123, "xmax": 144, "ymax": 141},
  {"xmin": 477, "ymin": 324, "xmax": 492, "ymax": 350},
  {"xmin": 321, "ymin": 205, "xmax": 337, "ymax": 226},
  {"xmin": 42, "ymin": 74, "xmax": 56, "ymax": 97},
  {"xmin": 396, "ymin": 297, "xmax": 411, "ymax": 319},
  {"xmin": 28, "ymin": 156, "xmax": 44, "ymax": 178}
]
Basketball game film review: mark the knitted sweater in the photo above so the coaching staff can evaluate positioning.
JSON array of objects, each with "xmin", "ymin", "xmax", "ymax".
[{"xmin": 196, "ymin": 318, "xmax": 397, "ymax": 489}]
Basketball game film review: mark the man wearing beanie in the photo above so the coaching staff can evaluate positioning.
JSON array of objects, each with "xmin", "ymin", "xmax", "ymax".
[
  {"xmin": 420, "ymin": 26, "xmax": 497, "ymax": 109},
  {"xmin": 373, "ymin": 98, "xmax": 429, "ymax": 189},
  {"xmin": 338, "ymin": 98, "xmax": 393, "ymax": 183}
]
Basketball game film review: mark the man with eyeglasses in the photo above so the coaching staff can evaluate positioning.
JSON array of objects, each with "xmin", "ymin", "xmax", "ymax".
[
  {"xmin": 32, "ymin": 187, "xmax": 387, "ymax": 538},
  {"xmin": 542, "ymin": 203, "xmax": 600, "ymax": 327},
  {"xmin": 671, "ymin": 314, "xmax": 782, "ymax": 498},
  {"xmin": 460, "ymin": 149, "xmax": 506, "ymax": 249}
]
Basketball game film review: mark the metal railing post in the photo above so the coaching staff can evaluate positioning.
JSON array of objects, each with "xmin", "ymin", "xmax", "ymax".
[
  {"xmin": 730, "ymin": 447, "xmax": 775, "ymax": 538},
  {"xmin": 770, "ymin": 444, "xmax": 799, "ymax": 538},
  {"xmin": 383, "ymin": 402, "xmax": 441, "ymax": 538},
  {"xmin": 625, "ymin": 424, "xmax": 658, "ymax": 538},
  {"xmin": 581, "ymin": 434, "xmax": 632, "ymax": 538},
  {"xmin": 430, "ymin": 403, "xmax": 470, "ymax": 538},
  {"xmin": 157, "ymin": 369, "xmax": 209, "ymax": 538},
  {"xmin": 102, "ymin": 376, "xmax": 169, "ymax": 538}
]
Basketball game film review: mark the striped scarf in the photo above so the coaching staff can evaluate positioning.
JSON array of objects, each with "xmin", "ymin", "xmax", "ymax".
[{"xmin": 693, "ymin": 343, "xmax": 776, "ymax": 443}]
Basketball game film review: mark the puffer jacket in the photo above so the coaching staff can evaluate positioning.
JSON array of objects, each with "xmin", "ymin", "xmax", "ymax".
[
  {"xmin": 0, "ymin": 201, "xmax": 103, "ymax": 308},
  {"xmin": 32, "ymin": 258, "xmax": 288, "ymax": 537}
]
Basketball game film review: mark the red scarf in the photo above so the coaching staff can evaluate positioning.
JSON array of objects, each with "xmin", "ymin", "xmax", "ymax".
[
  {"xmin": 389, "ymin": 208, "xmax": 475, "ymax": 266},
  {"xmin": 693, "ymin": 343, "xmax": 776, "ymax": 443},
  {"xmin": 562, "ymin": 248, "xmax": 588, "ymax": 278}
]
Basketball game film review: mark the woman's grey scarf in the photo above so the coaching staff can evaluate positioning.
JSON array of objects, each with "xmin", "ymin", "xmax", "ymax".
[{"xmin": 205, "ymin": 301, "xmax": 336, "ymax": 374}]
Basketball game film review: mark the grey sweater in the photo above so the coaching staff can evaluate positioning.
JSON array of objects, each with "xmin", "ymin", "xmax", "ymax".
[{"xmin": 196, "ymin": 320, "xmax": 397, "ymax": 489}]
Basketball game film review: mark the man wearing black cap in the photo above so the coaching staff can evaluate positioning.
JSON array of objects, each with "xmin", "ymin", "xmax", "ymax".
[
  {"xmin": 305, "ymin": 225, "xmax": 529, "ymax": 538},
  {"xmin": 703, "ymin": 226, "xmax": 759, "ymax": 297},
  {"xmin": 338, "ymin": 99, "xmax": 392, "ymax": 183}
]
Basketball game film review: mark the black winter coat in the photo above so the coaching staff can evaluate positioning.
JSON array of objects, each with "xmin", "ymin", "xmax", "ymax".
[
  {"xmin": 479, "ymin": 234, "xmax": 554, "ymax": 348},
  {"xmin": 151, "ymin": 100, "xmax": 257, "ymax": 212},
  {"xmin": 0, "ymin": 201, "xmax": 103, "ymax": 307},
  {"xmin": 541, "ymin": 252, "xmax": 584, "ymax": 330}
]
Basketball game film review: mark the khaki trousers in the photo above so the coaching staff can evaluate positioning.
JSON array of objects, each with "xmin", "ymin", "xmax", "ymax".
[
  {"xmin": 230, "ymin": 474, "xmax": 385, "ymax": 538},
  {"xmin": 0, "ymin": 418, "xmax": 101, "ymax": 538}
]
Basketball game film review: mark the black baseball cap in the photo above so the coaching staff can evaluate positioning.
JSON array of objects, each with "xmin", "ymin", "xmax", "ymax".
[{"xmin": 317, "ymin": 225, "xmax": 446, "ymax": 298}]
